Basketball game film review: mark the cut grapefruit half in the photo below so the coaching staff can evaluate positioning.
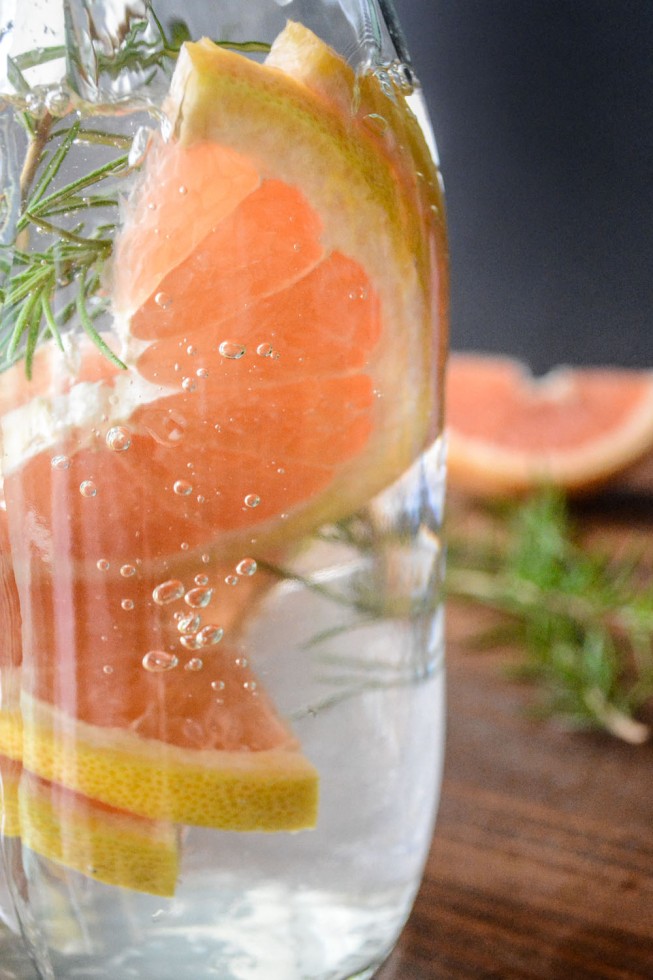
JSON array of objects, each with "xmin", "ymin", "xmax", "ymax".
[
  {"xmin": 1, "ymin": 25, "xmax": 444, "ymax": 846},
  {"xmin": 446, "ymin": 353, "xmax": 653, "ymax": 496}
]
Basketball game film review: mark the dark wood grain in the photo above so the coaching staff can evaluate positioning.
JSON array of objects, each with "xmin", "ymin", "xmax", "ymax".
[{"xmin": 376, "ymin": 561, "xmax": 653, "ymax": 979}]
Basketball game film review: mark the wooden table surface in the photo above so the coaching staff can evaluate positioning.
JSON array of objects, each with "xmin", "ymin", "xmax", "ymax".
[{"xmin": 378, "ymin": 494, "xmax": 653, "ymax": 980}]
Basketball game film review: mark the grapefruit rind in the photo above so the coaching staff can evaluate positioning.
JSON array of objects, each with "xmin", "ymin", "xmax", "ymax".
[
  {"xmin": 18, "ymin": 774, "xmax": 180, "ymax": 897},
  {"xmin": 0, "ymin": 717, "xmax": 182, "ymax": 897},
  {"xmin": 447, "ymin": 354, "xmax": 653, "ymax": 496},
  {"xmin": 0, "ymin": 755, "xmax": 20, "ymax": 838},
  {"xmin": 16, "ymin": 696, "xmax": 318, "ymax": 831},
  {"xmin": 266, "ymin": 21, "xmax": 448, "ymax": 420}
]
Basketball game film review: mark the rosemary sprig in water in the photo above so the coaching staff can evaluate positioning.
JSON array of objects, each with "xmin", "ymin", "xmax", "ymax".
[
  {"xmin": 0, "ymin": 8, "xmax": 271, "ymax": 377},
  {"xmin": 0, "ymin": 117, "xmax": 130, "ymax": 376},
  {"xmin": 447, "ymin": 490, "xmax": 653, "ymax": 744}
]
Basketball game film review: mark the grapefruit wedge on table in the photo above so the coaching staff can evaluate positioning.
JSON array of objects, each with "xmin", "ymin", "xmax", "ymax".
[
  {"xmin": 446, "ymin": 353, "xmax": 653, "ymax": 496},
  {"xmin": 0, "ymin": 23, "xmax": 443, "ymax": 890}
]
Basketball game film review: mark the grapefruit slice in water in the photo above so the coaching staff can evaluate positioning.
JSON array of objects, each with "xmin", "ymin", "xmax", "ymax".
[{"xmin": 0, "ymin": 24, "xmax": 443, "ymax": 859}]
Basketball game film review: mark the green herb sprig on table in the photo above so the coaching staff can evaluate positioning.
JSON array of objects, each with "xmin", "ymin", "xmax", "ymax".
[{"xmin": 447, "ymin": 490, "xmax": 653, "ymax": 745}]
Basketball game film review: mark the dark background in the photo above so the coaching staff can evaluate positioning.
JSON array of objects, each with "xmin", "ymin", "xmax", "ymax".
[{"xmin": 392, "ymin": 0, "xmax": 652, "ymax": 372}]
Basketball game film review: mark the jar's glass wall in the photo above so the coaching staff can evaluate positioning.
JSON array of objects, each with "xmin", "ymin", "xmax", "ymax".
[{"xmin": 0, "ymin": 2, "xmax": 447, "ymax": 977}]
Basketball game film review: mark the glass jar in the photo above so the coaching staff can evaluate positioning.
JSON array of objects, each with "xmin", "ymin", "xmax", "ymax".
[{"xmin": 0, "ymin": 1, "xmax": 448, "ymax": 976}]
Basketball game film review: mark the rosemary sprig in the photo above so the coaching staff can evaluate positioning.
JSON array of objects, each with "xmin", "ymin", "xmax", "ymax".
[
  {"xmin": 0, "ymin": 7, "xmax": 271, "ymax": 377},
  {"xmin": 447, "ymin": 490, "xmax": 653, "ymax": 744},
  {"xmin": 0, "ymin": 115, "xmax": 130, "ymax": 376}
]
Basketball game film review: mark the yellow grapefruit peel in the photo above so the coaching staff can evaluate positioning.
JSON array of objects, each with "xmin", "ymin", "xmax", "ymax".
[
  {"xmin": 0, "ymin": 757, "xmax": 20, "ymax": 838},
  {"xmin": 18, "ymin": 774, "xmax": 180, "ymax": 898},
  {"xmin": 18, "ymin": 695, "xmax": 318, "ymax": 831}
]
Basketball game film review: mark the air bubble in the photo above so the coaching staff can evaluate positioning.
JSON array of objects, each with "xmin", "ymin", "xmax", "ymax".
[
  {"xmin": 173, "ymin": 480, "xmax": 193, "ymax": 496},
  {"xmin": 180, "ymin": 634, "xmax": 204, "ymax": 651},
  {"xmin": 120, "ymin": 564, "xmax": 136, "ymax": 578},
  {"xmin": 244, "ymin": 494, "xmax": 260, "ymax": 508},
  {"xmin": 201, "ymin": 554, "xmax": 210, "ymax": 564},
  {"xmin": 106, "ymin": 426, "xmax": 131, "ymax": 452},
  {"xmin": 128, "ymin": 127, "xmax": 151, "ymax": 168},
  {"xmin": 181, "ymin": 377, "xmax": 197, "ymax": 393},
  {"xmin": 142, "ymin": 651, "xmax": 178, "ymax": 672},
  {"xmin": 142, "ymin": 410, "xmax": 187, "ymax": 445},
  {"xmin": 218, "ymin": 341, "xmax": 246, "ymax": 360},
  {"xmin": 96, "ymin": 559, "xmax": 110, "ymax": 571},
  {"xmin": 194, "ymin": 574, "xmax": 209, "ymax": 586},
  {"xmin": 211, "ymin": 680, "xmax": 225, "ymax": 692},
  {"xmin": 390, "ymin": 62, "xmax": 415, "ymax": 92},
  {"xmin": 224, "ymin": 575, "xmax": 238, "ymax": 587},
  {"xmin": 177, "ymin": 613, "xmax": 201, "ymax": 635},
  {"xmin": 185, "ymin": 587, "xmax": 213, "ymax": 609},
  {"xmin": 44, "ymin": 86, "xmax": 71, "ymax": 116},
  {"xmin": 25, "ymin": 93, "xmax": 45, "ymax": 117},
  {"xmin": 121, "ymin": 599, "xmax": 134, "ymax": 611},
  {"xmin": 236, "ymin": 558, "xmax": 257, "ymax": 577},
  {"xmin": 80, "ymin": 480, "xmax": 97, "ymax": 497},
  {"xmin": 363, "ymin": 112, "xmax": 389, "ymax": 135},
  {"xmin": 51, "ymin": 455, "xmax": 70, "ymax": 470},
  {"xmin": 235, "ymin": 656, "xmax": 248, "ymax": 668},
  {"xmin": 243, "ymin": 680, "xmax": 257, "ymax": 692},
  {"xmin": 152, "ymin": 580, "xmax": 185, "ymax": 605},
  {"xmin": 196, "ymin": 367, "xmax": 209, "ymax": 379},
  {"xmin": 198, "ymin": 625, "xmax": 224, "ymax": 646},
  {"xmin": 102, "ymin": 665, "xmax": 114, "ymax": 675},
  {"xmin": 256, "ymin": 343, "xmax": 273, "ymax": 357},
  {"xmin": 178, "ymin": 185, "xmax": 188, "ymax": 195},
  {"xmin": 155, "ymin": 292, "xmax": 172, "ymax": 310},
  {"xmin": 185, "ymin": 658, "xmax": 203, "ymax": 671}
]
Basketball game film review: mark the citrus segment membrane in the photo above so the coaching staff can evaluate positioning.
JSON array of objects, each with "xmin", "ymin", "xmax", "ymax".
[
  {"xmin": 447, "ymin": 353, "xmax": 653, "ymax": 496},
  {"xmin": 114, "ymin": 140, "xmax": 260, "ymax": 315},
  {"xmin": 126, "ymin": 178, "xmax": 324, "ymax": 342}
]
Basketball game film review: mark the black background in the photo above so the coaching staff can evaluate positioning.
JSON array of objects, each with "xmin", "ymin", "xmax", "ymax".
[{"xmin": 392, "ymin": 0, "xmax": 652, "ymax": 372}]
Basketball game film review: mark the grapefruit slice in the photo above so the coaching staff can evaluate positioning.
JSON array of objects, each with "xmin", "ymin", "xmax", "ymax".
[
  {"xmin": 18, "ymin": 771, "xmax": 179, "ymax": 897},
  {"xmin": 446, "ymin": 353, "xmax": 653, "ymax": 496},
  {"xmin": 1, "ymin": 366, "xmax": 318, "ymax": 830},
  {"xmin": 1, "ymin": 512, "xmax": 181, "ymax": 895},
  {"xmin": 0, "ymin": 25, "xmax": 444, "ymax": 840}
]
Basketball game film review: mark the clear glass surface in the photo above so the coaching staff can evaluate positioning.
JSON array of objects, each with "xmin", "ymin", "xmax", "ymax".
[{"xmin": 0, "ymin": 1, "xmax": 448, "ymax": 977}]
